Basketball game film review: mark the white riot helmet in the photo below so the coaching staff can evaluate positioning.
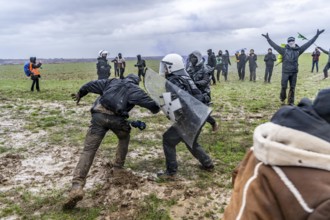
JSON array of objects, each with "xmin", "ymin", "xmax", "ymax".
[
  {"xmin": 159, "ymin": 53, "xmax": 185, "ymax": 77},
  {"xmin": 99, "ymin": 50, "xmax": 108, "ymax": 57}
]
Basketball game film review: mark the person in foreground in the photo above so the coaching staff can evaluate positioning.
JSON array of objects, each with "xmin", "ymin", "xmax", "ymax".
[
  {"xmin": 223, "ymin": 88, "xmax": 330, "ymax": 220},
  {"xmin": 63, "ymin": 74, "xmax": 160, "ymax": 209},
  {"xmin": 157, "ymin": 53, "xmax": 214, "ymax": 180}
]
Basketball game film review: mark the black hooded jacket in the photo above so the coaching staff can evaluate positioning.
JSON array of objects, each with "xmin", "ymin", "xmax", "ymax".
[
  {"xmin": 222, "ymin": 51, "xmax": 231, "ymax": 66},
  {"xmin": 135, "ymin": 55, "xmax": 146, "ymax": 71},
  {"xmin": 186, "ymin": 51, "xmax": 213, "ymax": 95},
  {"xmin": 166, "ymin": 69, "xmax": 205, "ymax": 103},
  {"xmin": 266, "ymin": 34, "xmax": 319, "ymax": 73},
  {"xmin": 264, "ymin": 53, "xmax": 277, "ymax": 66},
  {"xmin": 96, "ymin": 57, "xmax": 111, "ymax": 79},
  {"xmin": 78, "ymin": 74, "xmax": 160, "ymax": 117}
]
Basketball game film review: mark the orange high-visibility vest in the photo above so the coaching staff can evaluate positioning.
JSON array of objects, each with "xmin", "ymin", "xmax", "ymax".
[{"xmin": 29, "ymin": 63, "xmax": 40, "ymax": 75}]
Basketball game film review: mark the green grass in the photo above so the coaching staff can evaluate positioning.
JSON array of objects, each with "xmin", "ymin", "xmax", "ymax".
[{"xmin": 136, "ymin": 194, "xmax": 174, "ymax": 220}]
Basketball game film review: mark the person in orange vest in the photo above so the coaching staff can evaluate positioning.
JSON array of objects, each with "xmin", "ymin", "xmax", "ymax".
[{"xmin": 29, "ymin": 57, "xmax": 42, "ymax": 92}]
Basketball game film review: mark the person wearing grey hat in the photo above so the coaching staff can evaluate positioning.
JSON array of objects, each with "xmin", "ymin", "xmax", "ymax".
[{"xmin": 262, "ymin": 29, "xmax": 324, "ymax": 105}]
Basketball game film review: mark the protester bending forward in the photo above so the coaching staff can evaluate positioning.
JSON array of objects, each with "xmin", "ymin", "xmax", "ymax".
[{"xmin": 63, "ymin": 74, "xmax": 160, "ymax": 209}]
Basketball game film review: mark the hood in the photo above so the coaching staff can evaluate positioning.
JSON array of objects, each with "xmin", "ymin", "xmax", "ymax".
[
  {"xmin": 271, "ymin": 92, "xmax": 330, "ymax": 142},
  {"xmin": 124, "ymin": 73, "xmax": 140, "ymax": 85},
  {"xmin": 253, "ymin": 122, "xmax": 330, "ymax": 171},
  {"xmin": 313, "ymin": 88, "xmax": 330, "ymax": 123},
  {"xmin": 190, "ymin": 50, "xmax": 204, "ymax": 66}
]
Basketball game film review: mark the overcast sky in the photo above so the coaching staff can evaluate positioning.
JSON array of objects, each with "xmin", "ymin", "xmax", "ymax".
[{"xmin": 1, "ymin": 0, "xmax": 329, "ymax": 59}]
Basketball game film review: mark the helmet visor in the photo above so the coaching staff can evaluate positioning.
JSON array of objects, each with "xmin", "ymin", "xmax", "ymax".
[{"xmin": 159, "ymin": 61, "xmax": 172, "ymax": 77}]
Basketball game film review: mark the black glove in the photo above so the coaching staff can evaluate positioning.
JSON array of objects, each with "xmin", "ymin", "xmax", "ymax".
[
  {"xmin": 71, "ymin": 93, "xmax": 81, "ymax": 105},
  {"xmin": 261, "ymin": 33, "xmax": 269, "ymax": 39},
  {"xmin": 203, "ymin": 94, "xmax": 211, "ymax": 104},
  {"xmin": 317, "ymin": 29, "xmax": 325, "ymax": 36},
  {"xmin": 130, "ymin": 120, "xmax": 146, "ymax": 130}
]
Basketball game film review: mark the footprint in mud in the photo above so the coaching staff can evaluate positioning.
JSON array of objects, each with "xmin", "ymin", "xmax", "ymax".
[{"xmin": 108, "ymin": 168, "xmax": 144, "ymax": 189}]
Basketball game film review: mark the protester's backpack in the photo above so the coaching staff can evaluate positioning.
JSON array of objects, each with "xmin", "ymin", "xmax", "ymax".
[
  {"xmin": 99, "ymin": 81, "xmax": 129, "ymax": 117},
  {"xmin": 24, "ymin": 62, "xmax": 32, "ymax": 77}
]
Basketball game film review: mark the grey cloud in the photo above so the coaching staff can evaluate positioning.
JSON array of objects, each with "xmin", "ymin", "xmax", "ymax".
[{"xmin": 0, "ymin": 0, "xmax": 329, "ymax": 58}]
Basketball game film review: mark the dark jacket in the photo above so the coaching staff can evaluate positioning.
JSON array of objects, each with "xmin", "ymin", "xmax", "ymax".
[
  {"xmin": 96, "ymin": 57, "xmax": 111, "ymax": 79},
  {"xmin": 222, "ymin": 52, "xmax": 231, "ymax": 65},
  {"xmin": 135, "ymin": 55, "xmax": 146, "ymax": 71},
  {"xmin": 266, "ymin": 34, "xmax": 319, "ymax": 73},
  {"xmin": 311, "ymin": 50, "xmax": 321, "ymax": 61},
  {"xmin": 166, "ymin": 69, "xmax": 205, "ymax": 103},
  {"xmin": 264, "ymin": 53, "xmax": 277, "ymax": 66},
  {"xmin": 78, "ymin": 74, "xmax": 160, "ymax": 117},
  {"xmin": 246, "ymin": 53, "xmax": 257, "ymax": 68},
  {"xmin": 238, "ymin": 54, "xmax": 247, "ymax": 66},
  {"xmin": 207, "ymin": 53, "xmax": 216, "ymax": 68},
  {"xmin": 186, "ymin": 51, "xmax": 213, "ymax": 96}
]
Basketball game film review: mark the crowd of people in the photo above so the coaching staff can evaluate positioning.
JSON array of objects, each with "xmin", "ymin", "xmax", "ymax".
[{"xmin": 24, "ymin": 29, "xmax": 330, "ymax": 219}]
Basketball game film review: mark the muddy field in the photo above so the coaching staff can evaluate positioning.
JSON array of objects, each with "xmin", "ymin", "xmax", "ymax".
[{"xmin": 0, "ymin": 98, "xmax": 233, "ymax": 219}]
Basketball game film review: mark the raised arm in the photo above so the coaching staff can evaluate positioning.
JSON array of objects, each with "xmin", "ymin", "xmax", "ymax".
[
  {"xmin": 299, "ymin": 29, "xmax": 325, "ymax": 55},
  {"xmin": 318, "ymin": 46, "xmax": 329, "ymax": 55},
  {"xmin": 262, "ymin": 33, "xmax": 285, "ymax": 55}
]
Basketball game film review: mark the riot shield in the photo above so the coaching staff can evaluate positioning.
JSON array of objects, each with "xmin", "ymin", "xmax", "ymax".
[{"xmin": 144, "ymin": 68, "xmax": 211, "ymax": 148}]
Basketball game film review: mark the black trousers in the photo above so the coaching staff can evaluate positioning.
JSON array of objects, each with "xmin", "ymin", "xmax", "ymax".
[
  {"xmin": 264, "ymin": 65, "xmax": 274, "ymax": 82},
  {"xmin": 119, "ymin": 68, "xmax": 125, "ymax": 79},
  {"xmin": 280, "ymin": 72, "xmax": 297, "ymax": 105},
  {"xmin": 163, "ymin": 126, "xmax": 213, "ymax": 174},
  {"xmin": 323, "ymin": 62, "xmax": 330, "ymax": 78},
  {"xmin": 31, "ymin": 76, "xmax": 40, "ymax": 91},
  {"xmin": 216, "ymin": 65, "xmax": 223, "ymax": 82},
  {"xmin": 138, "ymin": 69, "xmax": 144, "ymax": 80},
  {"xmin": 206, "ymin": 115, "xmax": 216, "ymax": 125},
  {"xmin": 238, "ymin": 64, "xmax": 245, "ymax": 80},
  {"xmin": 249, "ymin": 67, "xmax": 256, "ymax": 81},
  {"xmin": 222, "ymin": 64, "xmax": 229, "ymax": 81},
  {"xmin": 210, "ymin": 69, "xmax": 216, "ymax": 84},
  {"xmin": 72, "ymin": 113, "xmax": 131, "ymax": 186}
]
